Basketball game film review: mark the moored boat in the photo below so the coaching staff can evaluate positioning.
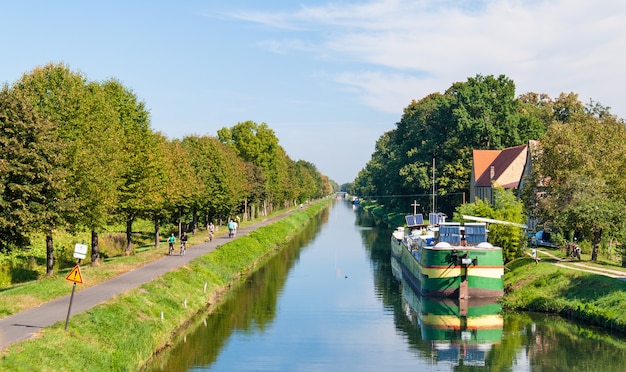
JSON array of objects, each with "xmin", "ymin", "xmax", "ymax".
[{"xmin": 390, "ymin": 212, "xmax": 505, "ymax": 299}]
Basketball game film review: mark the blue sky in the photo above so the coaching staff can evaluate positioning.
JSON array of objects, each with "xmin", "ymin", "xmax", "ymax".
[{"xmin": 2, "ymin": 1, "xmax": 624, "ymax": 184}]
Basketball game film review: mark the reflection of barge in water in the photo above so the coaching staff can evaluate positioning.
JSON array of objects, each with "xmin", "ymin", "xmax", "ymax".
[
  {"xmin": 396, "ymin": 260, "xmax": 503, "ymax": 367},
  {"xmin": 391, "ymin": 212, "xmax": 506, "ymax": 299}
]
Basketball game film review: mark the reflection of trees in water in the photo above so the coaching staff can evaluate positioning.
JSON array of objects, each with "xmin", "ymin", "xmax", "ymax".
[
  {"xmin": 505, "ymin": 312, "xmax": 626, "ymax": 372},
  {"xmin": 143, "ymin": 208, "xmax": 328, "ymax": 371}
]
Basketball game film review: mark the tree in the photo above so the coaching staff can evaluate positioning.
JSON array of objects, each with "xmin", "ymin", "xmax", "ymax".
[
  {"xmin": 69, "ymin": 82, "xmax": 126, "ymax": 265},
  {"xmin": 0, "ymin": 86, "xmax": 67, "ymax": 257},
  {"xmin": 552, "ymin": 176, "xmax": 626, "ymax": 261},
  {"xmin": 218, "ymin": 121, "xmax": 290, "ymax": 213},
  {"xmin": 149, "ymin": 135, "xmax": 198, "ymax": 247},
  {"xmin": 10, "ymin": 62, "xmax": 89, "ymax": 274},
  {"xmin": 534, "ymin": 107, "xmax": 626, "ymax": 262},
  {"xmin": 102, "ymin": 80, "xmax": 160, "ymax": 254},
  {"xmin": 182, "ymin": 135, "xmax": 248, "ymax": 223}
]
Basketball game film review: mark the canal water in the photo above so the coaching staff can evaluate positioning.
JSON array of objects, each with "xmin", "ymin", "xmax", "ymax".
[{"xmin": 145, "ymin": 201, "xmax": 626, "ymax": 371}]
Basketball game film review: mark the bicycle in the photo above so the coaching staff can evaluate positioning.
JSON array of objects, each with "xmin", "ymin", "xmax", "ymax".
[
  {"xmin": 168, "ymin": 242, "xmax": 174, "ymax": 256},
  {"xmin": 570, "ymin": 244, "xmax": 581, "ymax": 260},
  {"xmin": 180, "ymin": 241, "xmax": 186, "ymax": 256}
]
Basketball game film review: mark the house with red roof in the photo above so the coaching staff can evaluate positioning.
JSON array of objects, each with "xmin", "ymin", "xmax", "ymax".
[{"xmin": 470, "ymin": 141, "xmax": 539, "ymax": 204}]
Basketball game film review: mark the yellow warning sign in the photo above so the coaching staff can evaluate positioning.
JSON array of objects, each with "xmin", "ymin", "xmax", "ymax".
[{"xmin": 65, "ymin": 265, "xmax": 84, "ymax": 284}]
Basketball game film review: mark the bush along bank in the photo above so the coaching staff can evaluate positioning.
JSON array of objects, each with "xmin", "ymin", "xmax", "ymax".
[
  {"xmin": 0, "ymin": 200, "xmax": 332, "ymax": 371},
  {"xmin": 502, "ymin": 257, "xmax": 626, "ymax": 334}
]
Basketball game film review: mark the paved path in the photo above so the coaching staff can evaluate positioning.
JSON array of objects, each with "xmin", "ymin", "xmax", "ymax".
[
  {"xmin": 535, "ymin": 249, "xmax": 626, "ymax": 280},
  {"xmin": 0, "ymin": 211, "xmax": 292, "ymax": 350}
]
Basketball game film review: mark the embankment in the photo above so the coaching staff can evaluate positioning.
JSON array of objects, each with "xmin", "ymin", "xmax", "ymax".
[
  {"xmin": 0, "ymin": 200, "xmax": 332, "ymax": 371},
  {"xmin": 502, "ymin": 256, "xmax": 626, "ymax": 334}
]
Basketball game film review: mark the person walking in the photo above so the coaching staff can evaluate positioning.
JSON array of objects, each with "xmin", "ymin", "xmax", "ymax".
[
  {"xmin": 208, "ymin": 222, "xmax": 215, "ymax": 241},
  {"xmin": 167, "ymin": 233, "xmax": 176, "ymax": 255},
  {"xmin": 227, "ymin": 219, "xmax": 235, "ymax": 238}
]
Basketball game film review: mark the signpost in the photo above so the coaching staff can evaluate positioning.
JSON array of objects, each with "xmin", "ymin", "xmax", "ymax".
[
  {"xmin": 73, "ymin": 243, "xmax": 88, "ymax": 260},
  {"xmin": 64, "ymin": 243, "xmax": 87, "ymax": 330}
]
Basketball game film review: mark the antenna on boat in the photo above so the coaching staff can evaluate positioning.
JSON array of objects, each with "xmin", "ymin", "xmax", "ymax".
[{"xmin": 431, "ymin": 158, "xmax": 436, "ymax": 215}]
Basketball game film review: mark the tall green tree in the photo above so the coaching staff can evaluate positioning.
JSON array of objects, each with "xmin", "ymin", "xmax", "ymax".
[
  {"xmin": 0, "ymin": 86, "xmax": 67, "ymax": 256},
  {"xmin": 182, "ymin": 135, "xmax": 247, "ymax": 223},
  {"xmin": 11, "ymin": 63, "xmax": 89, "ymax": 274},
  {"xmin": 218, "ymin": 121, "xmax": 289, "ymax": 213},
  {"xmin": 102, "ymin": 79, "xmax": 160, "ymax": 254},
  {"xmin": 71, "ymin": 82, "xmax": 126, "ymax": 264},
  {"xmin": 149, "ymin": 135, "xmax": 198, "ymax": 247},
  {"xmin": 534, "ymin": 106, "xmax": 626, "ymax": 262}
]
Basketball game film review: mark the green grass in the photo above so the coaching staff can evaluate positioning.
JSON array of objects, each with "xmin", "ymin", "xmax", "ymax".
[
  {"xmin": 0, "ymin": 200, "xmax": 331, "ymax": 371},
  {"xmin": 502, "ymin": 256, "xmax": 626, "ymax": 333}
]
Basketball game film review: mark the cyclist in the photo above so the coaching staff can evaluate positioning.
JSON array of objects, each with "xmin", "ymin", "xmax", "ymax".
[
  {"xmin": 180, "ymin": 232, "xmax": 188, "ymax": 255},
  {"xmin": 168, "ymin": 233, "xmax": 175, "ymax": 255}
]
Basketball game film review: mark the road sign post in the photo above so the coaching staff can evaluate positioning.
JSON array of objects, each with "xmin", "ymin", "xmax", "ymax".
[{"xmin": 64, "ymin": 264, "xmax": 84, "ymax": 330}]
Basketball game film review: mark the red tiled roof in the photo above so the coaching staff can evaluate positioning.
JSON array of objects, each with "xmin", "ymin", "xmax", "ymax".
[
  {"xmin": 475, "ymin": 144, "xmax": 528, "ymax": 188},
  {"xmin": 473, "ymin": 149, "xmax": 500, "ymax": 182}
]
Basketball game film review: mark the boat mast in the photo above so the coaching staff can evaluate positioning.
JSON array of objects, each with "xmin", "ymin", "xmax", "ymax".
[{"xmin": 431, "ymin": 158, "xmax": 435, "ymax": 214}]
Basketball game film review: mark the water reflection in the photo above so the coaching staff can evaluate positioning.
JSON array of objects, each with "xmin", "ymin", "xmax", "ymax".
[
  {"xmin": 393, "ymin": 255, "xmax": 503, "ymax": 368},
  {"xmin": 143, "ymin": 208, "xmax": 328, "ymax": 371}
]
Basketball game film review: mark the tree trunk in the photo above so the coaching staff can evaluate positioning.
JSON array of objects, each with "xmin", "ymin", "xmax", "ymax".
[
  {"xmin": 91, "ymin": 230, "xmax": 100, "ymax": 266},
  {"xmin": 178, "ymin": 206, "xmax": 183, "ymax": 238},
  {"xmin": 153, "ymin": 213, "xmax": 160, "ymax": 248},
  {"xmin": 126, "ymin": 218, "xmax": 133, "ymax": 254},
  {"xmin": 591, "ymin": 229, "xmax": 602, "ymax": 262},
  {"xmin": 192, "ymin": 209, "xmax": 198, "ymax": 235},
  {"xmin": 46, "ymin": 233, "xmax": 54, "ymax": 277}
]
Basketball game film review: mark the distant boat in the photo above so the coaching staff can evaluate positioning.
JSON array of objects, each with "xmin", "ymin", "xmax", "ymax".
[
  {"xmin": 391, "ymin": 211, "xmax": 505, "ymax": 299},
  {"xmin": 351, "ymin": 196, "xmax": 360, "ymax": 204}
]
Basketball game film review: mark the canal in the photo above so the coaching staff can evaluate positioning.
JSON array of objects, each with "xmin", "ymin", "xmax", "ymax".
[{"xmin": 145, "ymin": 201, "xmax": 626, "ymax": 371}]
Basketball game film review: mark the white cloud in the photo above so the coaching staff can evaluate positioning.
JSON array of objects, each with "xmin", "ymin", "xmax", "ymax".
[{"xmin": 231, "ymin": 0, "xmax": 626, "ymax": 117}]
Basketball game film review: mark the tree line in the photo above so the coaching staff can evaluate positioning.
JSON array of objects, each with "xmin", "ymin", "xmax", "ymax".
[
  {"xmin": 0, "ymin": 62, "xmax": 333, "ymax": 275},
  {"xmin": 352, "ymin": 74, "xmax": 626, "ymax": 262}
]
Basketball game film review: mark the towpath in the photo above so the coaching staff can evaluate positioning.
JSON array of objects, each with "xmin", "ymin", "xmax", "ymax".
[
  {"xmin": 0, "ymin": 210, "xmax": 293, "ymax": 350},
  {"xmin": 535, "ymin": 248, "xmax": 626, "ymax": 280}
]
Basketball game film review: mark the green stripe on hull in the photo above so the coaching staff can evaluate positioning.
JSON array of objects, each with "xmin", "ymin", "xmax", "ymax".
[
  {"xmin": 421, "ymin": 327, "xmax": 503, "ymax": 343},
  {"xmin": 420, "ymin": 276, "xmax": 503, "ymax": 294},
  {"xmin": 399, "ymin": 242, "xmax": 504, "ymax": 297}
]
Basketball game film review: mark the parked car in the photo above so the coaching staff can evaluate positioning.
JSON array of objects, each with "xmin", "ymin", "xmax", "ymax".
[{"xmin": 530, "ymin": 230, "xmax": 556, "ymax": 248}]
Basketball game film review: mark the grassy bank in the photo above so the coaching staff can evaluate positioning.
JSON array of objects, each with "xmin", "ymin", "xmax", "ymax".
[
  {"xmin": 0, "ymin": 199, "xmax": 332, "ymax": 371},
  {"xmin": 502, "ymin": 256, "xmax": 626, "ymax": 333}
]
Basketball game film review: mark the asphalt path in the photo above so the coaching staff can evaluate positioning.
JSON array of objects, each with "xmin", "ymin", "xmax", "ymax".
[
  {"xmin": 535, "ymin": 248, "xmax": 626, "ymax": 280},
  {"xmin": 0, "ymin": 211, "xmax": 292, "ymax": 350}
]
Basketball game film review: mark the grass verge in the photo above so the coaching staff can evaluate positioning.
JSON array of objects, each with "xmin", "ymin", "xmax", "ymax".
[
  {"xmin": 0, "ymin": 199, "xmax": 332, "ymax": 371},
  {"xmin": 502, "ymin": 256, "xmax": 626, "ymax": 333}
]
